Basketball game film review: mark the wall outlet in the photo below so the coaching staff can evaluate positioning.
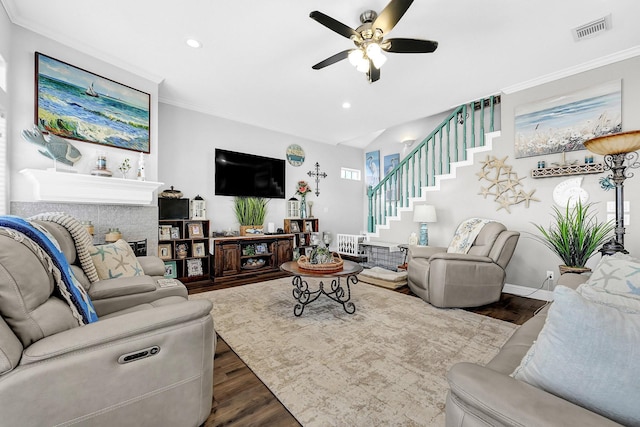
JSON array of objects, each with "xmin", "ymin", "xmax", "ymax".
[{"xmin": 546, "ymin": 270, "xmax": 554, "ymax": 280}]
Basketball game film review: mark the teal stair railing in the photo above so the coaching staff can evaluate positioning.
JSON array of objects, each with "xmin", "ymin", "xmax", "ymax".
[{"xmin": 367, "ymin": 95, "xmax": 500, "ymax": 233}]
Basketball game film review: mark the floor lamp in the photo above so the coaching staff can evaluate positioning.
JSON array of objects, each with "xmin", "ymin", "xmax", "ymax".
[
  {"xmin": 585, "ymin": 130, "xmax": 640, "ymax": 255},
  {"xmin": 413, "ymin": 205, "xmax": 437, "ymax": 246}
]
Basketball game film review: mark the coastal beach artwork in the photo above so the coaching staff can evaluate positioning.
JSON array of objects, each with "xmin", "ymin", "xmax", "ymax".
[
  {"xmin": 383, "ymin": 153, "xmax": 400, "ymax": 177},
  {"xmin": 365, "ymin": 150, "xmax": 380, "ymax": 188},
  {"xmin": 35, "ymin": 52, "xmax": 151, "ymax": 153},
  {"xmin": 514, "ymin": 80, "xmax": 621, "ymax": 158},
  {"xmin": 383, "ymin": 153, "xmax": 400, "ymax": 201}
]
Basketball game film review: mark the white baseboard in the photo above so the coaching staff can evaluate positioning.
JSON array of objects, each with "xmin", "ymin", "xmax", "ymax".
[{"xmin": 503, "ymin": 283, "xmax": 554, "ymax": 301}]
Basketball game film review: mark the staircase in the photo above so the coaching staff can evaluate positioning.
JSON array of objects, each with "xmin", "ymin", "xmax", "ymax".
[{"xmin": 367, "ymin": 95, "xmax": 501, "ymax": 235}]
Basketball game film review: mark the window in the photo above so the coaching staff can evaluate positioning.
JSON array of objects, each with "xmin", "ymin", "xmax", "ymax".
[
  {"xmin": 341, "ymin": 167, "xmax": 361, "ymax": 181},
  {"xmin": 0, "ymin": 108, "xmax": 6, "ymax": 215},
  {"xmin": 0, "ymin": 54, "xmax": 5, "ymax": 92}
]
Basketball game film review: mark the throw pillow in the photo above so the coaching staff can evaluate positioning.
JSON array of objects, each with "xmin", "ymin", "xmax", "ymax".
[
  {"xmin": 89, "ymin": 239, "xmax": 144, "ymax": 280},
  {"xmin": 512, "ymin": 285, "xmax": 640, "ymax": 425},
  {"xmin": 577, "ymin": 252, "xmax": 640, "ymax": 309}
]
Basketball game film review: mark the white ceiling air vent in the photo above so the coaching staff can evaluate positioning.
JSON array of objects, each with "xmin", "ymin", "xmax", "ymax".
[{"xmin": 572, "ymin": 14, "xmax": 612, "ymax": 42}]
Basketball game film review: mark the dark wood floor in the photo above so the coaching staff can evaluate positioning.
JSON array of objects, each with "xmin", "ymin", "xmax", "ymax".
[{"xmin": 198, "ymin": 282, "xmax": 546, "ymax": 427}]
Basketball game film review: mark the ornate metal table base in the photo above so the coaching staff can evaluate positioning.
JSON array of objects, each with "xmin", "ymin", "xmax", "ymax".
[{"xmin": 291, "ymin": 275, "xmax": 358, "ymax": 316}]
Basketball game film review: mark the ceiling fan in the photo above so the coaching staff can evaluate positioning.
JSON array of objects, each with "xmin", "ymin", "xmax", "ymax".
[{"xmin": 310, "ymin": 0, "xmax": 438, "ymax": 83}]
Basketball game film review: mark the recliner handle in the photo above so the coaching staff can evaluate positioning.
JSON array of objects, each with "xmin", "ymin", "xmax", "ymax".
[{"xmin": 117, "ymin": 345, "xmax": 160, "ymax": 364}]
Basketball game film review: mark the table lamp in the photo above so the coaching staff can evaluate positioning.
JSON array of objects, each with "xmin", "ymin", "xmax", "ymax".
[
  {"xmin": 584, "ymin": 130, "xmax": 640, "ymax": 255},
  {"xmin": 413, "ymin": 205, "xmax": 437, "ymax": 246}
]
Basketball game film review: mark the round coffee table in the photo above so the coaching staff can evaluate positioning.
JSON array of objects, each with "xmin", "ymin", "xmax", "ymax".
[{"xmin": 280, "ymin": 260, "xmax": 363, "ymax": 316}]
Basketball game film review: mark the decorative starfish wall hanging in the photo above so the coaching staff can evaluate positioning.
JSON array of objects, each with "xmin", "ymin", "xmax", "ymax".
[
  {"xmin": 476, "ymin": 155, "xmax": 539, "ymax": 213},
  {"xmin": 307, "ymin": 162, "xmax": 327, "ymax": 196}
]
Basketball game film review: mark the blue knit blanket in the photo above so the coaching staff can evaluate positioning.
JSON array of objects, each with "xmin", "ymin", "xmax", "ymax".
[{"xmin": 0, "ymin": 215, "xmax": 98, "ymax": 324}]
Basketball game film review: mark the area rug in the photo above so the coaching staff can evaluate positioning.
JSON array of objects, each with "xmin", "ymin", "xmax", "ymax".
[{"xmin": 190, "ymin": 278, "xmax": 518, "ymax": 426}]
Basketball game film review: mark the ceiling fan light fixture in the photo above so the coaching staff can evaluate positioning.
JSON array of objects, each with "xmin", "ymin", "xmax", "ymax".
[
  {"xmin": 348, "ymin": 49, "xmax": 369, "ymax": 73},
  {"xmin": 309, "ymin": 1, "xmax": 438, "ymax": 82},
  {"xmin": 366, "ymin": 43, "xmax": 387, "ymax": 69}
]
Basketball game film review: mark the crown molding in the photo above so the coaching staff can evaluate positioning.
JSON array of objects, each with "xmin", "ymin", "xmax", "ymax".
[{"xmin": 502, "ymin": 46, "xmax": 640, "ymax": 94}]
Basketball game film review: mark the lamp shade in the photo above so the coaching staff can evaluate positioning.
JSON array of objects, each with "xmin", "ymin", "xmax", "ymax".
[
  {"xmin": 413, "ymin": 205, "xmax": 437, "ymax": 223},
  {"xmin": 584, "ymin": 130, "xmax": 640, "ymax": 155}
]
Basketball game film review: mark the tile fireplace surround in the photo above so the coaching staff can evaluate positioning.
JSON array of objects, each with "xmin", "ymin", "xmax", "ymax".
[{"xmin": 11, "ymin": 202, "xmax": 159, "ymax": 255}]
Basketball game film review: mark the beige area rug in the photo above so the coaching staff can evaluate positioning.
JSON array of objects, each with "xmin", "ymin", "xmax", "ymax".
[{"xmin": 190, "ymin": 278, "xmax": 518, "ymax": 426}]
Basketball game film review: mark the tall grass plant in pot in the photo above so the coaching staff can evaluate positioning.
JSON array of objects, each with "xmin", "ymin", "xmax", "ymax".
[
  {"xmin": 234, "ymin": 197, "xmax": 269, "ymax": 236},
  {"xmin": 532, "ymin": 201, "xmax": 614, "ymax": 274}
]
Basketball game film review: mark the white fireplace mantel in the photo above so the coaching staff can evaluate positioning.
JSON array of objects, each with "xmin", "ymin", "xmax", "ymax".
[{"xmin": 20, "ymin": 169, "xmax": 164, "ymax": 205}]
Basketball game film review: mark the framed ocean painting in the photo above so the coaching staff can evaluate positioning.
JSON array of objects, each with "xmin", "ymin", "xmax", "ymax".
[
  {"xmin": 35, "ymin": 52, "xmax": 151, "ymax": 153},
  {"xmin": 514, "ymin": 80, "xmax": 621, "ymax": 158}
]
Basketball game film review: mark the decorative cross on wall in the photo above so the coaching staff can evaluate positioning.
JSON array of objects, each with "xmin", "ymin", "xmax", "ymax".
[{"xmin": 307, "ymin": 162, "xmax": 327, "ymax": 196}]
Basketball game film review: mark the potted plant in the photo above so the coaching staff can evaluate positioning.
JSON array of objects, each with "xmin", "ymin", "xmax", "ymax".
[
  {"xmin": 532, "ymin": 201, "xmax": 614, "ymax": 274},
  {"xmin": 234, "ymin": 197, "xmax": 269, "ymax": 236}
]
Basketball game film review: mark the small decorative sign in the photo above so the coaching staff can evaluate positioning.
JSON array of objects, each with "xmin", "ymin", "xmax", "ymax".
[{"xmin": 286, "ymin": 144, "xmax": 305, "ymax": 166}]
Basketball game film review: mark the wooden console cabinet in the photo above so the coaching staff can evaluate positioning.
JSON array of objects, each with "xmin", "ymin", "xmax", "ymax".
[{"xmin": 212, "ymin": 234, "xmax": 294, "ymax": 285}]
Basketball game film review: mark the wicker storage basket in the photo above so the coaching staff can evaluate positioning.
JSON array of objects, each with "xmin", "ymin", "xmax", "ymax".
[{"xmin": 297, "ymin": 252, "xmax": 344, "ymax": 273}]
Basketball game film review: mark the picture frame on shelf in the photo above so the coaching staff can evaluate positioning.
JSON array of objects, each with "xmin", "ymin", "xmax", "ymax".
[
  {"xmin": 305, "ymin": 221, "xmax": 314, "ymax": 232},
  {"xmin": 188, "ymin": 222, "xmax": 204, "ymax": 238},
  {"xmin": 170, "ymin": 227, "xmax": 180, "ymax": 239},
  {"xmin": 255, "ymin": 243, "xmax": 268, "ymax": 254},
  {"xmin": 35, "ymin": 52, "xmax": 151, "ymax": 153},
  {"xmin": 187, "ymin": 258, "xmax": 203, "ymax": 277},
  {"xmin": 290, "ymin": 221, "xmax": 300, "ymax": 233},
  {"xmin": 164, "ymin": 260, "xmax": 177, "ymax": 279},
  {"xmin": 158, "ymin": 243, "xmax": 172, "ymax": 260},
  {"xmin": 192, "ymin": 242, "xmax": 206, "ymax": 257},
  {"xmin": 158, "ymin": 225, "xmax": 171, "ymax": 240}
]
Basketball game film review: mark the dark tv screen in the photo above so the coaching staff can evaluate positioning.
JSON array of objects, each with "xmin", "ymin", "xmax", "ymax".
[
  {"xmin": 158, "ymin": 198, "xmax": 190, "ymax": 220},
  {"xmin": 215, "ymin": 149, "xmax": 285, "ymax": 199}
]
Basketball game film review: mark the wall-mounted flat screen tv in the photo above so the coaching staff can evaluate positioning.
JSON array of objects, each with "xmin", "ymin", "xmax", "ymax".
[{"xmin": 215, "ymin": 149, "xmax": 286, "ymax": 199}]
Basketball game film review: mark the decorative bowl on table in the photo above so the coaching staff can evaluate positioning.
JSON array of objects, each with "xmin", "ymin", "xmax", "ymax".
[
  {"xmin": 297, "ymin": 252, "xmax": 344, "ymax": 273},
  {"xmin": 242, "ymin": 258, "xmax": 266, "ymax": 270}
]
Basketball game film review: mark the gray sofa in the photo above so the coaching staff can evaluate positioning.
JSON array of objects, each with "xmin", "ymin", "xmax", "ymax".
[
  {"xmin": 0, "ymin": 216, "xmax": 215, "ymax": 426},
  {"xmin": 445, "ymin": 273, "xmax": 622, "ymax": 426}
]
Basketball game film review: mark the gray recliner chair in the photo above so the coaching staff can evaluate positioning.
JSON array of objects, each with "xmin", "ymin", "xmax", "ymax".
[
  {"xmin": 0, "ymin": 223, "xmax": 215, "ymax": 426},
  {"xmin": 407, "ymin": 220, "xmax": 519, "ymax": 308}
]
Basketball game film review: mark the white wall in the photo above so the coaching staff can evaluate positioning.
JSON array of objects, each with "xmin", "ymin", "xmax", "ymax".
[
  {"xmin": 158, "ymin": 103, "xmax": 364, "ymax": 237},
  {"xmin": 7, "ymin": 24, "xmax": 160, "ymax": 201},
  {"xmin": 0, "ymin": 4, "xmax": 9, "ymax": 100},
  {"xmin": 373, "ymin": 55, "xmax": 640, "ymax": 288},
  {"xmin": 0, "ymin": 5, "xmax": 9, "ymax": 216}
]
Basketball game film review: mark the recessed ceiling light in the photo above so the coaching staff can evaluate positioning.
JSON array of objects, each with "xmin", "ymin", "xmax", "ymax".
[
  {"xmin": 342, "ymin": 102, "xmax": 351, "ymax": 109},
  {"xmin": 186, "ymin": 38, "xmax": 202, "ymax": 48}
]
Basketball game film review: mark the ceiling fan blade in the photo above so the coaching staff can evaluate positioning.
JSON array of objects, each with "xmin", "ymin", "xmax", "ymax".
[
  {"xmin": 373, "ymin": 0, "xmax": 414, "ymax": 34},
  {"xmin": 382, "ymin": 38, "xmax": 438, "ymax": 53},
  {"xmin": 368, "ymin": 59, "xmax": 380, "ymax": 83},
  {"xmin": 312, "ymin": 50, "xmax": 352, "ymax": 70},
  {"xmin": 310, "ymin": 11, "xmax": 359, "ymax": 39}
]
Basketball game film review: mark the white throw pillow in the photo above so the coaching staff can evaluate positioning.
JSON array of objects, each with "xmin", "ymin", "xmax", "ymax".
[
  {"xmin": 512, "ymin": 285, "xmax": 640, "ymax": 425},
  {"xmin": 577, "ymin": 252, "xmax": 640, "ymax": 309},
  {"xmin": 89, "ymin": 239, "xmax": 144, "ymax": 280}
]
